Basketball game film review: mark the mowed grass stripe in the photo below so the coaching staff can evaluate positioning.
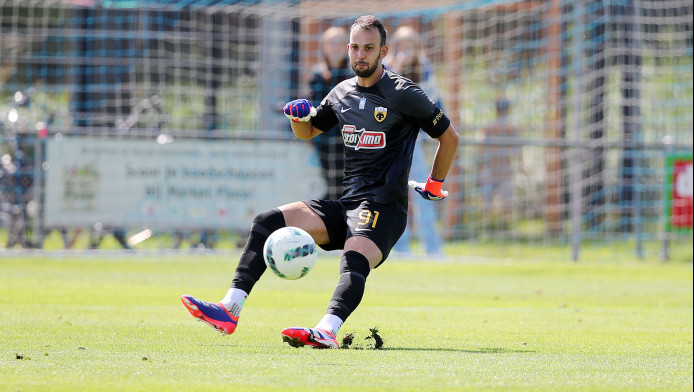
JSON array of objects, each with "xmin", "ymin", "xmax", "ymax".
[{"xmin": 1, "ymin": 255, "xmax": 691, "ymax": 392}]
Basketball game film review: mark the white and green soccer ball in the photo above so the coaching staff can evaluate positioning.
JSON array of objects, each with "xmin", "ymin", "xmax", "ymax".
[{"xmin": 263, "ymin": 226, "xmax": 317, "ymax": 280}]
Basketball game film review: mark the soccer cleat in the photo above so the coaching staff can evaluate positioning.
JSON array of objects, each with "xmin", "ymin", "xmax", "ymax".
[
  {"xmin": 280, "ymin": 327, "xmax": 339, "ymax": 349},
  {"xmin": 181, "ymin": 295, "xmax": 238, "ymax": 335}
]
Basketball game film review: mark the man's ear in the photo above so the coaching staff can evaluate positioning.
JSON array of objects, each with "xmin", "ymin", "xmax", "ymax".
[{"xmin": 380, "ymin": 44, "xmax": 389, "ymax": 59}]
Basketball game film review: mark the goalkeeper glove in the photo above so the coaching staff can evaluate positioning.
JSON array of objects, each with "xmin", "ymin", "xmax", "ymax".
[
  {"xmin": 283, "ymin": 99, "xmax": 317, "ymax": 122},
  {"xmin": 408, "ymin": 176, "xmax": 449, "ymax": 201}
]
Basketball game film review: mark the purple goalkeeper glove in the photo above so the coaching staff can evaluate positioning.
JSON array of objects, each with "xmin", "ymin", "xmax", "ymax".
[
  {"xmin": 283, "ymin": 99, "xmax": 317, "ymax": 122},
  {"xmin": 408, "ymin": 176, "xmax": 449, "ymax": 201}
]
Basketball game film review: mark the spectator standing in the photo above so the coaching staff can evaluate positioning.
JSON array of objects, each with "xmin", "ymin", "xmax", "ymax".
[
  {"xmin": 475, "ymin": 97, "xmax": 521, "ymax": 215},
  {"xmin": 385, "ymin": 25, "xmax": 444, "ymax": 256},
  {"xmin": 308, "ymin": 26, "xmax": 353, "ymax": 200}
]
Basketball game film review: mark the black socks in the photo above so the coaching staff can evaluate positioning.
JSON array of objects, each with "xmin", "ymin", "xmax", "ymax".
[{"xmin": 231, "ymin": 208, "xmax": 285, "ymax": 293}]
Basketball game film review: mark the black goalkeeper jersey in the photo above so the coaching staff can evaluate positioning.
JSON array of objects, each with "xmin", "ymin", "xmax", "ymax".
[{"xmin": 311, "ymin": 69, "xmax": 451, "ymax": 212}]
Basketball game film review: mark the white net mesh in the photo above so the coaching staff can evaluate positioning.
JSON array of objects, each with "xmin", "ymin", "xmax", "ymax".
[{"xmin": 0, "ymin": 0, "xmax": 691, "ymax": 258}]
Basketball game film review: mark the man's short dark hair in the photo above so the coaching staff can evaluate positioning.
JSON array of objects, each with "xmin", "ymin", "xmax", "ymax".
[{"xmin": 351, "ymin": 15, "xmax": 387, "ymax": 47}]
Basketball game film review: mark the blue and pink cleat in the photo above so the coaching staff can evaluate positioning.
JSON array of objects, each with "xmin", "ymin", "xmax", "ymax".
[
  {"xmin": 181, "ymin": 295, "xmax": 238, "ymax": 335},
  {"xmin": 280, "ymin": 327, "xmax": 339, "ymax": 349}
]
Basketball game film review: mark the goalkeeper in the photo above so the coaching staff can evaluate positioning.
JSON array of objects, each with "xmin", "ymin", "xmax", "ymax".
[{"xmin": 181, "ymin": 15, "xmax": 459, "ymax": 349}]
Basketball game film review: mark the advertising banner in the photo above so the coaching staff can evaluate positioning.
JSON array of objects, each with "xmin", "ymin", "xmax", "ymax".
[
  {"xmin": 44, "ymin": 137, "xmax": 325, "ymax": 230},
  {"xmin": 665, "ymin": 153, "xmax": 693, "ymax": 232}
]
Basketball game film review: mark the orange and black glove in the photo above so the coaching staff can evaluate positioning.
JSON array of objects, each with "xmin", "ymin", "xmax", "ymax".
[{"xmin": 408, "ymin": 176, "xmax": 448, "ymax": 201}]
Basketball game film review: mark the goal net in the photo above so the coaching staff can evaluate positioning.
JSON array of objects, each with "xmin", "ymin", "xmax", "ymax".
[{"xmin": 0, "ymin": 0, "xmax": 691, "ymax": 258}]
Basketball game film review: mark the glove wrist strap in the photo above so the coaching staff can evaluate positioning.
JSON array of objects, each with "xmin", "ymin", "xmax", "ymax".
[{"xmin": 425, "ymin": 176, "xmax": 444, "ymax": 194}]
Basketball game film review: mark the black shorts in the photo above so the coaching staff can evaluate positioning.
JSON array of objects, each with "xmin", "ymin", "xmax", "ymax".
[{"xmin": 303, "ymin": 199, "xmax": 407, "ymax": 265}]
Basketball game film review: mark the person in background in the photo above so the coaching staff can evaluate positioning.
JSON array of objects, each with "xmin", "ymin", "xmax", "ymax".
[
  {"xmin": 385, "ymin": 25, "xmax": 444, "ymax": 256},
  {"xmin": 475, "ymin": 97, "xmax": 520, "ymax": 215},
  {"xmin": 308, "ymin": 26, "xmax": 353, "ymax": 200}
]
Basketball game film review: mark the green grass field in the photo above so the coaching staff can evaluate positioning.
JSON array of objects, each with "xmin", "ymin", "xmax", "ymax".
[{"xmin": 1, "ymin": 251, "xmax": 692, "ymax": 391}]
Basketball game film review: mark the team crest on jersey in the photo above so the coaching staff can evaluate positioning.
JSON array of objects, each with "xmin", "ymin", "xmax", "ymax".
[
  {"xmin": 374, "ymin": 106, "xmax": 388, "ymax": 122},
  {"xmin": 342, "ymin": 125, "xmax": 386, "ymax": 150}
]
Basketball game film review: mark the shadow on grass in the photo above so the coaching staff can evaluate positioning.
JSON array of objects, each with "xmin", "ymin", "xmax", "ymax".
[{"xmin": 381, "ymin": 347, "xmax": 536, "ymax": 353}]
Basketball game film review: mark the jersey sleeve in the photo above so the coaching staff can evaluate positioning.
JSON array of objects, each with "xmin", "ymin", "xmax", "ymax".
[
  {"xmin": 311, "ymin": 96, "xmax": 339, "ymax": 133},
  {"xmin": 416, "ymin": 105, "xmax": 450, "ymax": 139},
  {"xmin": 395, "ymin": 80, "xmax": 450, "ymax": 139}
]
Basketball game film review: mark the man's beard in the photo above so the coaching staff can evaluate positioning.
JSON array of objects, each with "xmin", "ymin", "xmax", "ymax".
[{"xmin": 352, "ymin": 60, "xmax": 379, "ymax": 78}]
